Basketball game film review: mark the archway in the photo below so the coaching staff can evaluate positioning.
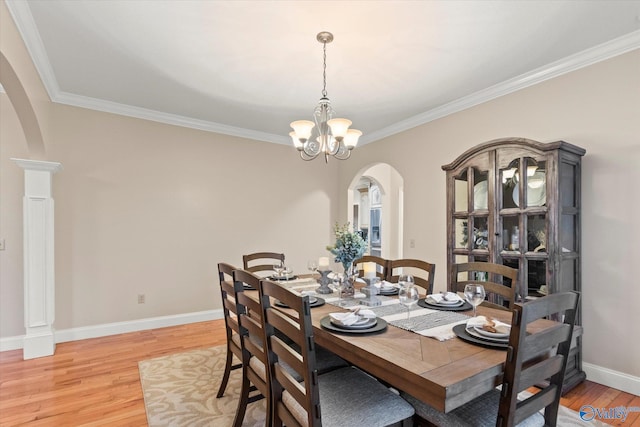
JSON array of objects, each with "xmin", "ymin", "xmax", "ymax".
[
  {"xmin": 0, "ymin": 51, "xmax": 46, "ymax": 159},
  {"xmin": 347, "ymin": 163, "xmax": 404, "ymax": 260}
]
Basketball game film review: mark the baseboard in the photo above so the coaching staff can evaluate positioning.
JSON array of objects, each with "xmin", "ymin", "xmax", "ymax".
[
  {"xmin": 0, "ymin": 335, "xmax": 24, "ymax": 352},
  {"xmin": 0, "ymin": 309, "xmax": 224, "ymax": 352},
  {"xmin": 584, "ymin": 362, "xmax": 640, "ymax": 396}
]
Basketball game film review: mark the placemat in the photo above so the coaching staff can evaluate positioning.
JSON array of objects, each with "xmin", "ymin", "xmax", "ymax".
[{"xmin": 388, "ymin": 311, "xmax": 469, "ymax": 333}]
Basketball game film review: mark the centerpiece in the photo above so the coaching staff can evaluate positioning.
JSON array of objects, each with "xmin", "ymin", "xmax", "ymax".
[{"xmin": 326, "ymin": 222, "xmax": 367, "ymax": 298}]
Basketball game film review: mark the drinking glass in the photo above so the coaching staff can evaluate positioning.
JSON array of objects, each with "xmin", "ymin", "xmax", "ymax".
[
  {"xmin": 464, "ymin": 284, "xmax": 486, "ymax": 318},
  {"xmin": 331, "ymin": 273, "xmax": 344, "ymax": 307},
  {"xmin": 398, "ymin": 284, "xmax": 419, "ymax": 319},
  {"xmin": 307, "ymin": 260, "xmax": 318, "ymax": 278},
  {"xmin": 398, "ymin": 274, "xmax": 415, "ymax": 289},
  {"xmin": 273, "ymin": 261, "xmax": 284, "ymax": 278}
]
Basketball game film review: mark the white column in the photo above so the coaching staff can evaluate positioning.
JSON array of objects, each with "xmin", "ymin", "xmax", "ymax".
[{"xmin": 12, "ymin": 158, "xmax": 62, "ymax": 359}]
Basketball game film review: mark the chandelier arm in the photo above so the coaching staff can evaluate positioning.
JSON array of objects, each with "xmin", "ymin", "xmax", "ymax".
[
  {"xmin": 334, "ymin": 150, "xmax": 352, "ymax": 160},
  {"xmin": 302, "ymin": 138, "xmax": 321, "ymax": 158},
  {"xmin": 300, "ymin": 150, "xmax": 319, "ymax": 161},
  {"xmin": 328, "ymin": 139, "xmax": 341, "ymax": 156},
  {"xmin": 333, "ymin": 142, "xmax": 352, "ymax": 160}
]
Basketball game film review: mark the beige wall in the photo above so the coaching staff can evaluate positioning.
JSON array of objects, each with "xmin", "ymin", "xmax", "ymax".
[
  {"xmin": 341, "ymin": 50, "xmax": 640, "ymax": 379},
  {"xmin": 0, "ymin": 95, "xmax": 29, "ymax": 335}
]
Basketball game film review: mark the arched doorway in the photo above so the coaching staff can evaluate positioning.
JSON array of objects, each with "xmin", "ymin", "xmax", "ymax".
[{"xmin": 347, "ymin": 163, "xmax": 404, "ymax": 260}]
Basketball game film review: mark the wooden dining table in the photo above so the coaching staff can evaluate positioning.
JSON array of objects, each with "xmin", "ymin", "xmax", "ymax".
[
  {"xmin": 308, "ymin": 299, "xmax": 512, "ymax": 413},
  {"xmin": 257, "ymin": 275, "xmax": 554, "ymax": 414}
]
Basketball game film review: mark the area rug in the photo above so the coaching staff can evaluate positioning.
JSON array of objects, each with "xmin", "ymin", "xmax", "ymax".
[
  {"xmin": 139, "ymin": 346, "xmax": 605, "ymax": 427},
  {"xmin": 139, "ymin": 346, "xmax": 265, "ymax": 426}
]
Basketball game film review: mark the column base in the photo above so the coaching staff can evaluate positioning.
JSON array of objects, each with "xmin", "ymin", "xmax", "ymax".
[{"xmin": 23, "ymin": 331, "xmax": 56, "ymax": 359}]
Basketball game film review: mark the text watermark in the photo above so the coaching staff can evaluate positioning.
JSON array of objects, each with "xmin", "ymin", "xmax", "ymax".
[{"xmin": 580, "ymin": 405, "xmax": 640, "ymax": 422}]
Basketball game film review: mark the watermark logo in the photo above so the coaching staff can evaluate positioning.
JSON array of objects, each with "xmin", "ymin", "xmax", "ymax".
[{"xmin": 579, "ymin": 405, "xmax": 640, "ymax": 422}]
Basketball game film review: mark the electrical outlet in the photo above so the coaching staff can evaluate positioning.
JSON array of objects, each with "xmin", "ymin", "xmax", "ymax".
[
  {"xmin": 409, "ymin": 239, "xmax": 415, "ymax": 248},
  {"xmin": 0, "ymin": 239, "xmax": 5, "ymax": 251},
  {"xmin": 137, "ymin": 294, "xmax": 145, "ymax": 304}
]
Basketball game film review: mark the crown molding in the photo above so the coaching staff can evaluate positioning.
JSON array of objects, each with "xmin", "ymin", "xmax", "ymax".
[
  {"xmin": 361, "ymin": 30, "xmax": 640, "ymax": 145},
  {"xmin": 7, "ymin": 0, "xmax": 640, "ymax": 146},
  {"xmin": 5, "ymin": 0, "xmax": 60, "ymax": 101},
  {"xmin": 54, "ymin": 90, "xmax": 290, "ymax": 145}
]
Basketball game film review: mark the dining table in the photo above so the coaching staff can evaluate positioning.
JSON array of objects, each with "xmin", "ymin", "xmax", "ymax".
[{"xmin": 258, "ymin": 274, "xmax": 553, "ymax": 414}]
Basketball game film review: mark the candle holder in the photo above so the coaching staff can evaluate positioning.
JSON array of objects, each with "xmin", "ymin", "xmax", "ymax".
[
  {"xmin": 360, "ymin": 277, "xmax": 381, "ymax": 306},
  {"xmin": 315, "ymin": 270, "xmax": 333, "ymax": 294}
]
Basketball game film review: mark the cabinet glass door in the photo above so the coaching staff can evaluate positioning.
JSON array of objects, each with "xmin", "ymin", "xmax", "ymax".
[{"xmin": 452, "ymin": 166, "xmax": 490, "ymax": 261}]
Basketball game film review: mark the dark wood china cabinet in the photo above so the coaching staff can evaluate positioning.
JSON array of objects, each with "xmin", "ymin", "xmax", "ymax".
[{"xmin": 442, "ymin": 137, "xmax": 586, "ymax": 392}]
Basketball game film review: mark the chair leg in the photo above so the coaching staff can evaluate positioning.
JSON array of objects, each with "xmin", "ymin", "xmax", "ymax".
[
  {"xmin": 232, "ymin": 366, "xmax": 251, "ymax": 427},
  {"xmin": 216, "ymin": 345, "xmax": 234, "ymax": 398}
]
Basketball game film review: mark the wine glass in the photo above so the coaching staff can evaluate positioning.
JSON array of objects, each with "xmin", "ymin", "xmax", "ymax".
[
  {"xmin": 331, "ymin": 273, "xmax": 344, "ymax": 307},
  {"xmin": 273, "ymin": 261, "xmax": 284, "ymax": 278},
  {"xmin": 398, "ymin": 274, "xmax": 415, "ymax": 289},
  {"xmin": 464, "ymin": 284, "xmax": 486, "ymax": 318},
  {"xmin": 307, "ymin": 260, "xmax": 318, "ymax": 278},
  {"xmin": 398, "ymin": 284, "xmax": 419, "ymax": 319}
]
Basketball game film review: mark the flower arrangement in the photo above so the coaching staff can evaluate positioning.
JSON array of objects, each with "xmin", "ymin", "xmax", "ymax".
[{"xmin": 326, "ymin": 222, "xmax": 367, "ymax": 270}]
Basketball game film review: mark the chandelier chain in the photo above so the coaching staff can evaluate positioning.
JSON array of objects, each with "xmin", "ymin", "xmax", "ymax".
[{"xmin": 322, "ymin": 40, "xmax": 328, "ymax": 98}]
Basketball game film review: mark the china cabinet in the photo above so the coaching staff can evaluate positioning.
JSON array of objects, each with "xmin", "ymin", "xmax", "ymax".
[{"xmin": 442, "ymin": 137, "xmax": 586, "ymax": 392}]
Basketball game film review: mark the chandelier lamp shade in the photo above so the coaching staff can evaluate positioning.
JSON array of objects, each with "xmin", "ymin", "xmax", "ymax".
[{"xmin": 289, "ymin": 32, "xmax": 362, "ymax": 162}]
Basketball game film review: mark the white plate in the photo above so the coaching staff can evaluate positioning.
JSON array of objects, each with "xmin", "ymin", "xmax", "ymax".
[
  {"xmin": 513, "ymin": 171, "xmax": 546, "ymax": 207},
  {"xmin": 474, "ymin": 181, "xmax": 488, "ymax": 210},
  {"xmin": 437, "ymin": 299, "xmax": 464, "ymax": 306},
  {"xmin": 275, "ymin": 297, "xmax": 319, "ymax": 308},
  {"xmin": 330, "ymin": 316, "xmax": 377, "ymax": 330},
  {"xmin": 427, "ymin": 295, "xmax": 464, "ymax": 306},
  {"xmin": 473, "ymin": 324, "xmax": 510, "ymax": 338},
  {"xmin": 465, "ymin": 326, "xmax": 509, "ymax": 342}
]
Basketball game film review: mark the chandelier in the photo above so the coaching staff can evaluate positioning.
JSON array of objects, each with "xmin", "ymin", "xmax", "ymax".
[{"xmin": 289, "ymin": 32, "xmax": 362, "ymax": 162}]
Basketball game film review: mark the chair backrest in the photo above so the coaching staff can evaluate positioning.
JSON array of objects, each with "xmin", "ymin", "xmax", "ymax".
[
  {"xmin": 451, "ymin": 262, "xmax": 518, "ymax": 310},
  {"xmin": 354, "ymin": 255, "xmax": 388, "ymax": 280},
  {"xmin": 259, "ymin": 278, "xmax": 320, "ymax": 427},
  {"xmin": 218, "ymin": 263, "xmax": 244, "ymax": 357},
  {"xmin": 387, "ymin": 258, "xmax": 436, "ymax": 295},
  {"xmin": 233, "ymin": 269, "xmax": 271, "ymax": 399},
  {"xmin": 243, "ymin": 252, "xmax": 286, "ymax": 276},
  {"xmin": 498, "ymin": 291, "xmax": 580, "ymax": 427}
]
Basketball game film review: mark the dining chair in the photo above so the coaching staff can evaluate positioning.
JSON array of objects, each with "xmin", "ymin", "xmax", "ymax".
[
  {"xmin": 233, "ymin": 269, "xmax": 273, "ymax": 427},
  {"xmin": 403, "ymin": 291, "xmax": 580, "ymax": 427},
  {"xmin": 387, "ymin": 258, "xmax": 436, "ymax": 295},
  {"xmin": 243, "ymin": 252, "xmax": 286, "ymax": 276},
  {"xmin": 259, "ymin": 278, "xmax": 415, "ymax": 427},
  {"xmin": 216, "ymin": 263, "xmax": 246, "ymax": 400},
  {"xmin": 354, "ymin": 255, "xmax": 388, "ymax": 279},
  {"xmin": 451, "ymin": 262, "xmax": 519, "ymax": 310},
  {"xmin": 232, "ymin": 269, "xmax": 348, "ymax": 427}
]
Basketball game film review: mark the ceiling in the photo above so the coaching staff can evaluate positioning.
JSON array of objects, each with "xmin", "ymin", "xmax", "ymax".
[{"xmin": 5, "ymin": 1, "xmax": 640, "ymax": 146}]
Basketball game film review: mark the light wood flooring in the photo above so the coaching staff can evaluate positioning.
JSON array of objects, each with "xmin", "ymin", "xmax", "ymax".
[{"xmin": 0, "ymin": 319, "xmax": 638, "ymax": 426}]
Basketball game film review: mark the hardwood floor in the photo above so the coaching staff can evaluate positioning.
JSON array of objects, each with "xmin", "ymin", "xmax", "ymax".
[{"xmin": 0, "ymin": 319, "xmax": 638, "ymax": 426}]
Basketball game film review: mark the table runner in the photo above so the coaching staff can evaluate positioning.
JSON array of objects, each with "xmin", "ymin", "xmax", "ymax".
[{"xmin": 283, "ymin": 279, "xmax": 469, "ymax": 341}]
